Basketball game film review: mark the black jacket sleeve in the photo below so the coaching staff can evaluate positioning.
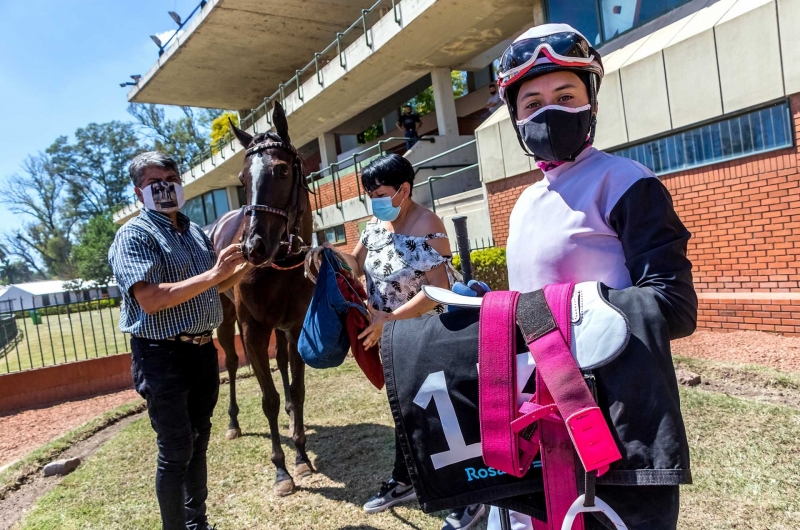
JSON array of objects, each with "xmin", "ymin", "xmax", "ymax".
[{"xmin": 607, "ymin": 177, "xmax": 698, "ymax": 340}]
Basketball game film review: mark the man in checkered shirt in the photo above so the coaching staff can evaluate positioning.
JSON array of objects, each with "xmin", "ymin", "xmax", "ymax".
[{"xmin": 109, "ymin": 151, "xmax": 249, "ymax": 530}]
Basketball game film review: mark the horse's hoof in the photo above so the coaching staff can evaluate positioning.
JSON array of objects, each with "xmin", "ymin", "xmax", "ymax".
[
  {"xmin": 274, "ymin": 478, "xmax": 295, "ymax": 496},
  {"xmin": 295, "ymin": 462, "xmax": 314, "ymax": 478},
  {"xmin": 225, "ymin": 428, "xmax": 242, "ymax": 440}
]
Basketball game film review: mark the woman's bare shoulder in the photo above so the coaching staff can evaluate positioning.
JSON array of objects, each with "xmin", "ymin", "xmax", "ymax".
[{"xmin": 411, "ymin": 206, "xmax": 447, "ymax": 237}]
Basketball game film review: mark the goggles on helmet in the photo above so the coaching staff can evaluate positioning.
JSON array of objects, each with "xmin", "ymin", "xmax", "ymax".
[{"xmin": 498, "ymin": 30, "xmax": 596, "ymax": 89}]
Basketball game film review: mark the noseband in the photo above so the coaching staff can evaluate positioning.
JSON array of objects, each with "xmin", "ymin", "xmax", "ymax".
[{"xmin": 242, "ymin": 139, "xmax": 310, "ymax": 269}]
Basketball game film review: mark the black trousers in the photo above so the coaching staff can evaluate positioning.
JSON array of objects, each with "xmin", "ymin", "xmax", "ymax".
[
  {"xmin": 392, "ymin": 430, "xmax": 411, "ymax": 484},
  {"xmin": 131, "ymin": 337, "xmax": 220, "ymax": 530},
  {"xmin": 405, "ymin": 130, "xmax": 419, "ymax": 151}
]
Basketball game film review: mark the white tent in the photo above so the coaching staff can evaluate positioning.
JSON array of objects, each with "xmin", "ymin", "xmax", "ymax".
[{"xmin": 0, "ymin": 280, "xmax": 120, "ymax": 312}]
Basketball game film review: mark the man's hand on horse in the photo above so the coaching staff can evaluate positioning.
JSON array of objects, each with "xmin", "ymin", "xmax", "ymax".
[
  {"xmin": 358, "ymin": 306, "xmax": 392, "ymax": 349},
  {"xmin": 211, "ymin": 243, "xmax": 247, "ymax": 282}
]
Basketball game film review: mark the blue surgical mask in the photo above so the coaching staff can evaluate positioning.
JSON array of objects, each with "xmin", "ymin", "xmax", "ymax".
[{"xmin": 371, "ymin": 188, "xmax": 404, "ymax": 222}]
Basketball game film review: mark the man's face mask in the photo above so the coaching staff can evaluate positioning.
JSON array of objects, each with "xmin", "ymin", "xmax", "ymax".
[
  {"xmin": 140, "ymin": 180, "xmax": 185, "ymax": 213},
  {"xmin": 516, "ymin": 104, "xmax": 592, "ymax": 162}
]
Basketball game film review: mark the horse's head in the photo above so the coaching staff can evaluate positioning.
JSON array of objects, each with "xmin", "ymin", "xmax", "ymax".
[{"xmin": 231, "ymin": 102, "xmax": 307, "ymax": 266}]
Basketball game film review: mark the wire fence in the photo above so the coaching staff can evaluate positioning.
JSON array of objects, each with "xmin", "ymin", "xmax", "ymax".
[{"xmin": 0, "ymin": 296, "xmax": 129, "ymax": 375}]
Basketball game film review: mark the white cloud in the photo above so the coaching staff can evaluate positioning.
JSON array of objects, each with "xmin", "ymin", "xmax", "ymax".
[{"xmin": 154, "ymin": 29, "xmax": 184, "ymax": 49}]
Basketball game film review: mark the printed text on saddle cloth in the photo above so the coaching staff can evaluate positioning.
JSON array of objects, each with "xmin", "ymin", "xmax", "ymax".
[{"xmin": 412, "ymin": 352, "xmax": 536, "ymax": 474}]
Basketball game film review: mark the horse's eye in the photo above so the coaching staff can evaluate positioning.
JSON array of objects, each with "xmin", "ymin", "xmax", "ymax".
[{"xmin": 277, "ymin": 165, "xmax": 289, "ymax": 177}]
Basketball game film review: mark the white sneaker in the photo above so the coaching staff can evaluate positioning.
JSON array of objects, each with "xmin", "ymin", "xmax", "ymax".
[
  {"xmin": 442, "ymin": 504, "xmax": 486, "ymax": 530},
  {"xmin": 363, "ymin": 479, "xmax": 417, "ymax": 514}
]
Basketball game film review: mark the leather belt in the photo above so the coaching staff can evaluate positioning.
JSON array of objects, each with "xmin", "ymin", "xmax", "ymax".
[{"xmin": 169, "ymin": 332, "xmax": 214, "ymax": 346}]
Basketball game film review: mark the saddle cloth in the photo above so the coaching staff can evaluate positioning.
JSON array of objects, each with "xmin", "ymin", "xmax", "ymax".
[{"xmin": 381, "ymin": 282, "xmax": 629, "ymax": 517}]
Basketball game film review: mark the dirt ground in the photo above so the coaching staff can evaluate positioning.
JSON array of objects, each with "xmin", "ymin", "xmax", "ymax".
[
  {"xmin": 0, "ymin": 412, "xmax": 144, "ymax": 530},
  {"xmin": 0, "ymin": 389, "xmax": 140, "ymax": 469},
  {"xmin": 672, "ymin": 329, "xmax": 800, "ymax": 372}
]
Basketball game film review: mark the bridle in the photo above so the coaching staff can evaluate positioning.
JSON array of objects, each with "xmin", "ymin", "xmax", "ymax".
[{"xmin": 241, "ymin": 139, "xmax": 311, "ymax": 270}]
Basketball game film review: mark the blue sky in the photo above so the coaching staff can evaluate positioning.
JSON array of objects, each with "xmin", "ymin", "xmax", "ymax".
[{"xmin": 0, "ymin": 0, "xmax": 201, "ymax": 231}]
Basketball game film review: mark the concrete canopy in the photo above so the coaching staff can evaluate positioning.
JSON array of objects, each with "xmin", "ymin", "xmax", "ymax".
[{"xmin": 127, "ymin": 0, "xmax": 381, "ymax": 109}]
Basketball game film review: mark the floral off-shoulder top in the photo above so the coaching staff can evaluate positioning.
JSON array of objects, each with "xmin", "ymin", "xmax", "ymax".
[{"xmin": 361, "ymin": 222, "xmax": 456, "ymax": 314}]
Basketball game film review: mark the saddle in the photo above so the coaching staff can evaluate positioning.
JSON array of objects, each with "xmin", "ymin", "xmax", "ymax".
[{"xmin": 383, "ymin": 282, "xmax": 631, "ymax": 527}]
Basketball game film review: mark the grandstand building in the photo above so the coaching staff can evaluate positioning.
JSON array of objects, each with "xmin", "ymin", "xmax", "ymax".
[{"xmin": 116, "ymin": 0, "xmax": 800, "ymax": 335}]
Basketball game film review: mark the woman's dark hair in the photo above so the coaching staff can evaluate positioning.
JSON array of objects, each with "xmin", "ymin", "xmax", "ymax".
[{"xmin": 361, "ymin": 153, "xmax": 415, "ymax": 196}]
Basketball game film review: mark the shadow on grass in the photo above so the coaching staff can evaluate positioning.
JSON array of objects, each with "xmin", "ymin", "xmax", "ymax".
[{"xmin": 297, "ymin": 422, "xmax": 397, "ymax": 504}]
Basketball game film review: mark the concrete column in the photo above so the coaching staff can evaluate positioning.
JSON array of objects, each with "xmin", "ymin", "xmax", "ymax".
[
  {"xmin": 382, "ymin": 109, "xmax": 399, "ymax": 137},
  {"xmin": 431, "ymin": 67, "xmax": 459, "ymax": 137},
  {"xmin": 318, "ymin": 132, "xmax": 338, "ymax": 169},
  {"xmin": 226, "ymin": 186, "xmax": 241, "ymax": 209}
]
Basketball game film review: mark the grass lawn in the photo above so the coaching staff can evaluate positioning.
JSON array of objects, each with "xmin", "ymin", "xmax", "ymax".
[
  {"xmin": 14, "ymin": 359, "xmax": 800, "ymax": 530},
  {"xmin": 0, "ymin": 307, "xmax": 128, "ymax": 374}
]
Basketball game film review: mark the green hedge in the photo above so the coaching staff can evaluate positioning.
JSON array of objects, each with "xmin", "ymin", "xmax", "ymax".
[
  {"xmin": 452, "ymin": 247, "xmax": 509, "ymax": 291},
  {"xmin": 13, "ymin": 298, "xmax": 120, "ymax": 319}
]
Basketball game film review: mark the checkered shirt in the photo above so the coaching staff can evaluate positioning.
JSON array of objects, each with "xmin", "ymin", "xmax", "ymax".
[{"xmin": 108, "ymin": 208, "xmax": 223, "ymax": 340}]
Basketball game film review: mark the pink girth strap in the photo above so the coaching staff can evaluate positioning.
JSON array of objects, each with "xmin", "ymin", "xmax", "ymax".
[{"xmin": 479, "ymin": 291, "xmax": 531, "ymax": 477}]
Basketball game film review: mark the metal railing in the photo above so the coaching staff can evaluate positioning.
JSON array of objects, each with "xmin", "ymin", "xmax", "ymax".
[
  {"xmin": 0, "ymin": 296, "xmax": 129, "ymax": 375},
  {"xmin": 306, "ymin": 136, "xmax": 435, "ymax": 213},
  {"xmin": 239, "ymin": 0, "xmax": 404, "ymax": 133},
  {"xmin": 308, "ymin": 137, "xmax": 477, "ymax": 213},
  {"xmin": 154, "ymin": 1, "xmax": 208, "ymax": 57},
  {"xmin": 413, "ymin": 163, "xmax": 479, "ymax": 213},
  {"xmin": 450, "ymin": 236, "xmax": 496, "ymax": 255}
]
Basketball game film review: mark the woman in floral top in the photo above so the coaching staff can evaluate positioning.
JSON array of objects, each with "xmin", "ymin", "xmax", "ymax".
[{"xmin": 323, "ymin": 153, "xmax": 455, "ymax": 516}]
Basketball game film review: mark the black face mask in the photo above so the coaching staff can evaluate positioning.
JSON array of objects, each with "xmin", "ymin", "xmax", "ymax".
[{"xmin": 515, "ymin": 104, "xmax": 592, "ymax": 161}]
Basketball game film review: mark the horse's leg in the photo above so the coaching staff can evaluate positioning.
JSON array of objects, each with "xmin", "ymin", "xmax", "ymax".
[
  {"xmin": 241, "ymin": 318, "xmax": 295, "ymax": 496},
  {"xmin": 274, "ymin": 330, "xmax": 294, "ymax": 432},
  {"xmin": 218, "ymin": 296, "xmax": 242, "ymax": 440},
  {"xmin": 284, "ymin": 325, "xmax": 313, "ymax": 478}
]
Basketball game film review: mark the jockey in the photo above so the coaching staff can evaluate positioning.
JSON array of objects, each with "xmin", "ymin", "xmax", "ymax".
[{"xmin": 488, "ymin": 23, "xmax": 698, "ymax": 530}]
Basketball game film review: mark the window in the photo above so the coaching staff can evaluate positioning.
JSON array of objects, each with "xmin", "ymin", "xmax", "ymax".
[
  {"xmin": 63, "ymin": 292, "xmax": 71, "ymax": 304},
  {"xmin": 182, "ymin": 189, "xmax": 231, "ymax": 226},
  {"xmin": 315, "ymin": 225, "xmax": 347, "ymax": 245},
  {"xmin": 547, "ymin": 0, "xmax": 603, "ymax": 46},
  {"xmin": 83, "ymin": 290, "xmax": 91, "ymax": 302},
  {"xmin": 612, "ymin": 102, "xmax": 793, "ymax": 176},
  {"xmin": 41, "ymin": 294, "xmax": 51, "ymax": 306},
  {"xmin": 546, "ymin": 0, "xmax": 692, "ymax": 45}
]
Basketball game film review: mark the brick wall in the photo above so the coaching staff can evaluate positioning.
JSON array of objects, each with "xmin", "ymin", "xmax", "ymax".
[
  {"xmin": 0, "ymin": 335, "xmax": 273, "ymax": 413},
  {"xmin": 484, "ymin": 171, "xmax": 543, "ymax": 246},
  {"xmin": 482, "ymin": 94, "xmax": 800, "ymax": 335},
  {"xmin": 697, "ymin": 295, "xmax": 800, "ymax": 336},
  {"xmin": 313, "ymin": 170, "xmax": 364, "ymax": 210},
  {"xmin": 331, "ymin": 216, "xmax": 371, "ymax": 255},
  {"xmin": 661, "ymin": 136, "xmax": 800, "ymax": 292}
]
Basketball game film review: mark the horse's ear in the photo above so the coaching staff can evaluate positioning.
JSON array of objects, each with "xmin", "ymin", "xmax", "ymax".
[
  {"xmin": 272, "ymin": 101, "xmax": 291, "ymax": 145},
  {"xmin": 230, "ymin": 118, "xmax": 253, "ymax": 148}
]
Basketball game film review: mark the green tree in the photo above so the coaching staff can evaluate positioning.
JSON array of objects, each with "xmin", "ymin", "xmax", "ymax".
[
  {"xmin": 1, "ymin": 155, "xmax": 77, "ymax": 279},
  {"xmin": 71, "ymin": 213, "xmax": 119, "ymax": 285},
  {"xmin": 357, "ymin": 121, "xmax": 384, "ymax": 144},
  {"xmin": 210, "ymin": 112, "xmax": 239, "ymax": 153},
  {"xmin": 406, "ymin": 70, "xmax": 467, "ymax": 115},
  {"xmin": 47, "ymin": 121, "xmax": 144, "ymax": 219},
  {"xmin": 0, "ymin": 244, "xmax": 38, "ymax": 284},
  {"xmin": 128, "ymin": 104, "xmax": 224, "ymax": 170}
]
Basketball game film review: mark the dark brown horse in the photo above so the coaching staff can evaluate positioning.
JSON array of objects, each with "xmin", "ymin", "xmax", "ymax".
[{"xmin": 209, "ymin": 102, "xmax": 314, "ymax": 496}]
